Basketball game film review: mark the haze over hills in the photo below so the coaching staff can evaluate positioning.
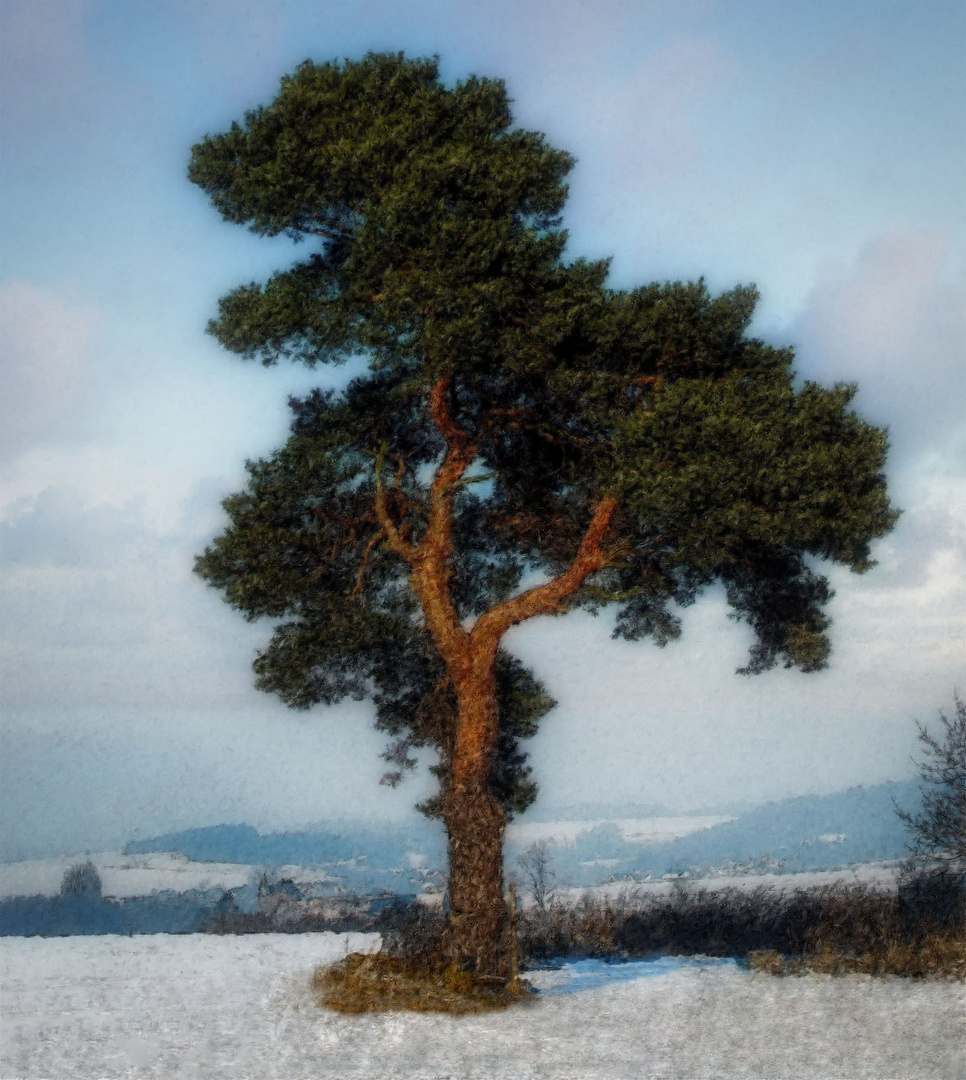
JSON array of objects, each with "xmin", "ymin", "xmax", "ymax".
[
  {"xmin": 113, "ymin": 780, "xmax": 920, "ymax": 889},
  {"xmin": 544, "ymin": 781, "xmax": 921, "ymax": 886},
  {"xmin": 645, "ymin": 781, "xmax": 921, "ymax": 872},
  {"xmin": 0, "ymin": 780, "xmax": 922, "ymax": 905},
  {"xmin": 124, "ymin": 821, "xmax": 447, "ymax": 876},
  {"xmin": 0, "ymin": 779, "xmax": 924, "ymax": 936}
]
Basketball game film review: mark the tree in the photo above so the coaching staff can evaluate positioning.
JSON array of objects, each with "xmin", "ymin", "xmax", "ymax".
[
  {"xmin": 61, "ymin": 860, "xmax": 102, "ymax": 898},
  {"xmin": 518, "ymin": 840, "xmax": 557, "ymax": 912},
  {"xmin": 895, "ymin": 694, "xmax": 966, "ymax": 875},
  {"xmin": 189, "ymin": 53, "xmax": 897, "ymax": 976}
]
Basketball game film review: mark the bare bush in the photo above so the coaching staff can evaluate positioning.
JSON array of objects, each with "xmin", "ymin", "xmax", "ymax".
[
  {"xmin": 516, "ymin": 882, "xmax": 964, "ymax": 978},
  {"xmin": 60, "ymin": 861, "xmax": 102, "ymax": 898},
  {"xmin": 517, "ymin": 841, "xmax": 557, "ymax": 912},
  {"xmin": 895, "ymin": 693, "xmax": 966, "ymax": 876}
]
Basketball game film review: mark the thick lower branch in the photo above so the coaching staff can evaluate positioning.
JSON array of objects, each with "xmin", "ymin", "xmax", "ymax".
[{"xmin": 471, "ymin": 496, "xmax": 618, "ymax": 650}]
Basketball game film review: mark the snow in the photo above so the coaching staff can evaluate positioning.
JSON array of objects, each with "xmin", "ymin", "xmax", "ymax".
[
  {"xmin": 507, "ymin": 815, "xmax": 733, "ymax": 848},
  {"xmin": 0, "ymin": 852, "xmax": 338, "ymax": 900},
  {"xmin": 526, "ymin": 955, "xmax": 739, "ymax": 993},
  {"xmin": 0, "ymin": 852, "xmax": 251, "ymax": 899},
  {"xmin": 2, "ymin": 934, "xmax": 962, "ymax": 1079},
  {"xmin": 546, "ymin": 861, "xmax": 903, "ymax": 907}
]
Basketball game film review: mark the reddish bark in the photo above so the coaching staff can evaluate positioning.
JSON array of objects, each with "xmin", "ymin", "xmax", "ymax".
[{"xmin": 374, "ymin": 376, "xmax": 617, "ymax": 974}]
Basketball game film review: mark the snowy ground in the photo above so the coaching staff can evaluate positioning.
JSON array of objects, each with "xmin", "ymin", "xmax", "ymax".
[
  {"xmin": 2, "ymin": 934, "xmax": 962, "ymax": 1079},
  {"xmin": 0, "ymin": 850, "xmax": 901, "ymax": 905},
  {"xmin": 0, "ymin": 852, "xmax": 253, "ymax": 900},
  {"xmin": 548, "ymin": 861, "xmax": 903, "ymax": 908},
  {"xmin": 0, "ymin": 852, "xmax": 342, "ymax": 900},
  {"xmin": 506, "ymin": 815, "xmax": 733, "ymax": 848}
]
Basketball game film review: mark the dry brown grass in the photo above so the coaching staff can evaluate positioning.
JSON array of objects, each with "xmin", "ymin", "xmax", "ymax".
[
  {"xmin": 313, "ymin": 875, "xmax": 963, "ymax": 1010},
  {"xmin": 518, "ymin": 884, "xmax": 828, "ymax": 961},
  {"xmin": 520, "ymin": 877, "xmax": 964, "ymax": 981},
  {"xmin": 744, "ymin": 872, "xmax": 965, "ymax": 980},
  {"xmin": 787, "ymin": 880, "xmax": 966, "ymax": 979},
  {"xmin": 313, "ymin": 952, "xmax": 535, "ymax": 1015},
  {"xmin": 749, "ymin": 931, "xmax": 966, "ymax": 979}
]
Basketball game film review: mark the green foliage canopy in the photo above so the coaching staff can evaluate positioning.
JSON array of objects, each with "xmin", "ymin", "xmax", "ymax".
[{"xmin": 191, "ymin": 54, "xmax": 897, "ymax": 815}]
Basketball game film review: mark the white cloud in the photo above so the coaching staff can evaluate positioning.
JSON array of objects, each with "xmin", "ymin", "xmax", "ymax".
[
  {"xmin": 782, "ymin": 233, "xmax": 966, "ymax": 698},
  {"xmin": 0, "ymin": 483, "xmax": 234, "ymax": 710},
  {"xmin": 791, "ymin": 230, "xmax": 966, "ymax": 449},
  {"xmin": 0, "ymin": 282, "xmax": 101, "ymax": 462},
  {"xmin": 1, "ymin": 486, "xmax": 147, "ymax": 568}
]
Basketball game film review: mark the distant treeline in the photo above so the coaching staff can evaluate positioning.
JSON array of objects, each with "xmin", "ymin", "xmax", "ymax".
[
  {"xmin": 0, "ymin": 883, "xmax": 420, "ymax": 938},
  {"xmin": 0, "ymin": 888, "xmax": 231, "ymax": 937}
]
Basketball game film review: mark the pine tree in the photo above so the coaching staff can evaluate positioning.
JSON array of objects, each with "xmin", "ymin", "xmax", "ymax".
[{"xmin": 189, "ymin": 53, "xmax": 897, "ymax": 975}]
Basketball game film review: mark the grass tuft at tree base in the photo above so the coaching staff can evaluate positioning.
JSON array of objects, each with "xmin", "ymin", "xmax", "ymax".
[{"xmin": 313, "ymin": 952, "xmax": 535, "ymax": 1015}]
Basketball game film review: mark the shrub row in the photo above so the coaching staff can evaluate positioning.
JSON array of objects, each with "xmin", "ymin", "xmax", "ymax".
[
  {"xmin": 204, "ymin": 872, "xmax": 964, "ymax": 978},
  {"xmin": 376, "ymin": 874, "xmax": 964, "ymax": 979},
  {"xmin": 525, "ymin": 878, "xmax": 960, "ymax": 957}
]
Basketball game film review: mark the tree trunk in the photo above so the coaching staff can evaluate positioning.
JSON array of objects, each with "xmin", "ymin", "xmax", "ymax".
[
  {"xmin": 371, "ymin": 378, "xmax": 617, "ymax": 978},
  {"xmin": 440, "ymin": 659, "xmax": 509, "ymax": 977}
]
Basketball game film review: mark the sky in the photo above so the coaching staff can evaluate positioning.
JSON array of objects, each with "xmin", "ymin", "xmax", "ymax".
[{"xmin": 1, "ymin": 0, "xmax": 964, "ymax": 860}]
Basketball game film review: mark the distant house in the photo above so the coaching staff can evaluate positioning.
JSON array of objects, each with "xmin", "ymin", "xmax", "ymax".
[{"xmin": 256, "ymin": 875, "xmax": 302, "ymax": 918}]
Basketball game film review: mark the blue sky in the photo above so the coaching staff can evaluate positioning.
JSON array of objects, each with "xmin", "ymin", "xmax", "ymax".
[{"xmin": 1, "ymin": 0, "xmax": 964, "ymax": 858}]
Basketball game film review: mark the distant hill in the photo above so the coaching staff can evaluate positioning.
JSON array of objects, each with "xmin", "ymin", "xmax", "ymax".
[
  {"xmin": 121, "ymin": 780, "xmax": 922, "ymax": 890},
  {"xmin": 125, "ymin": 821, "xmax": 446, "ymax": 866},
  {"xmin": 637, "ymin": 780, "xmax": 921, "ymax": 874},
  {"xmin": 540, "ymin": 780, "xmax": 922, "ymax": 886},
  {"xmin": 124, "ymin": 821, "xmax": 447, "ymax": 895},
  {"xmin": 2, "ymin": 782, "xmax": 923, "ymax": 935}
]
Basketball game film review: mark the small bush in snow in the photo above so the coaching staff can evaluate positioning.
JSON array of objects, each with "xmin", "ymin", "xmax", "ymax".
[{"xmin": 60, "ymin": 861, "xmax": 102, "ymax": 898}]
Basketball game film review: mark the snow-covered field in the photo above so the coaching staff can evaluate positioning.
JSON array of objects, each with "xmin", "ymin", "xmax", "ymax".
[
  {"xmin": 2, "ymin": 934, "xmax": 962, "ymax": 1079},
  {"xmin": 0, "ymin": 812, "xmax": 731, "ymax": 900},
  {"xmin": 0, "ymin": 848, "xmax": 901, "ymax": 906},
  {"xmin": 549, "ymin": 861, "xmax": 903, "ymax": 907},
  {"xmin": 506, "ymin": 814, "xmax": 733, "ymax": 848},
  {"xmin": 0, "ymin": 852, "xmax": 338, "ymax": 900}
]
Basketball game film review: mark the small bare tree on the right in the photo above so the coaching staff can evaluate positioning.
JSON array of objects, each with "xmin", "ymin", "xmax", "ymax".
[
  {"xmin": 895, "ymin": 693, "xmax": 966, "ymax": 877},
  {"xmin": 518, "ymin": 840, "xmax": 557, "ymax": 912}
]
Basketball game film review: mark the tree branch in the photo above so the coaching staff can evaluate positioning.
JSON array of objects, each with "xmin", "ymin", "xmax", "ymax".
[
  {"xmin": 398, "ymin": 376, "xmax": 480, "ymax": 673},
  {"xmin": 298, "ymin": 224, "xmax": 346, "ymax": 242},
  {"xmin": 416, "ymin": 375, "xmax": 479, "ymax": 566},
  {"xmin": 372, "ymin": 442, "xmax": 418, "ymax": 564},
  {"xmin": 471, "ymin": 496, "xmax": 619, "ymax": 652},
  {"xmin": 351, "ymin": 529, "xmax": 384, "ymax": 606}
]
